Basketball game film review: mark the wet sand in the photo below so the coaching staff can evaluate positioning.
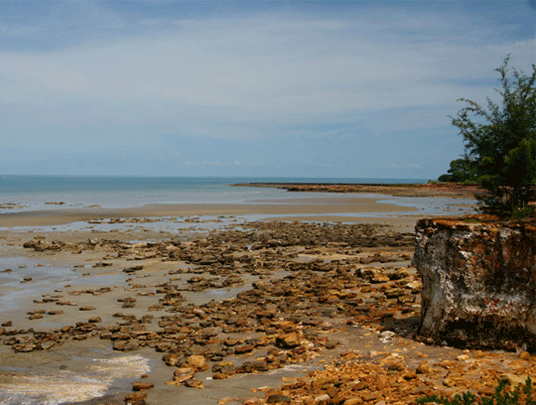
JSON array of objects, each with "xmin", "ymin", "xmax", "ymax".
[
  {"xmin": 2, "ymin": 193, "xmax": 533, "ymax": 405},
  {"xmin": 0, "ymin": 198, "xmax": 419, "ymax": 228}
]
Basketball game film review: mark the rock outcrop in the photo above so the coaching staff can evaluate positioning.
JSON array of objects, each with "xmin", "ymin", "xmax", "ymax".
[{"xmin": 414, "ymin": 217, "xmax": 536, "ymax": 350}]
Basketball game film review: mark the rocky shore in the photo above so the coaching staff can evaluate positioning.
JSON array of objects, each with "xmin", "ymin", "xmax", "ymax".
[
  {"xmin": 233, "ymin": 183, "xmax": 481, "ymax": 199},
  {"xmin": 1, "ymin": 212, "xmax": 534, "ymax": 405}
]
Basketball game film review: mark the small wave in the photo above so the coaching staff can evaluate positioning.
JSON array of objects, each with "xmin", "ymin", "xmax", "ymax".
[{"xmin": 0, "ymin": 354, "xmax": 151, "ymax": 405}]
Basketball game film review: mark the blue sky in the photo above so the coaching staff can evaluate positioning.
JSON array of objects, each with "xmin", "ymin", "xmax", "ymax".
[{"xmin": 0, "ymin": 1, "xmax": 534, "ymax": 179}]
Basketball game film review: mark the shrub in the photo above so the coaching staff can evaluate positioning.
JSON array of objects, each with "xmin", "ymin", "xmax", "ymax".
[
  {"xmin": 416, "ymin": 377, "xmax": 534, "ymax": 405},
  {"xmin": 444, "ymin": 56, "xmax": 536, "ymax": 218}
]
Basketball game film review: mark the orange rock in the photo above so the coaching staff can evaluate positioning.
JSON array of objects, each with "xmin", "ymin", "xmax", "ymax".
[{"xmin": 415, "ymin": 362, "xmax": 431, "ymax": 374}]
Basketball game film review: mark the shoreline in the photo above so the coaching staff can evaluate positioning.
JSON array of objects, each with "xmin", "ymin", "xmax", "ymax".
[
  {"xmin": 1, "ymin": 192, "xmax": 504, "ymax": 405},
  {"xmin": 232, "ymin": 182, "xmax": 480, "ymax": 198},
  {"xmin": 0, "ymin": 189, "xmax": 475, "ymax": 229},
  {"xmin": 0, "ymin": 201, "xmax": 416, "ymax": 228}
]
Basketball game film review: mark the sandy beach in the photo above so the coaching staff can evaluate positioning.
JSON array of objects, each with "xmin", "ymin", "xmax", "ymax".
[{"xmin": 1, "ymin": 189, "xmax": 534, "ymax": 405}]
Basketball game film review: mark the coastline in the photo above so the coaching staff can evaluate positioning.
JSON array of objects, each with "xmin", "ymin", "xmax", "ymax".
[
  {"xmin": 232, "ymin": 182, "xmax": 481, "ymax": 198},
  {"xmin": 5, "ymin": 188, "xmax": 523, "ymax": 405},
  {"xmin": 0, "ymin": 199, "xmax": 418, "ymax": 229}
]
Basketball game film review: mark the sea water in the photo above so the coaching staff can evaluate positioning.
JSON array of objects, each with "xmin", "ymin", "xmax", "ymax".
[{"xmin": 0, "ymin": 175, "xmax": 429, "ymax": 213}]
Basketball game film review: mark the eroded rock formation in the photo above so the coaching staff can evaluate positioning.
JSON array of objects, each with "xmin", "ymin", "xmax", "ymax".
[{"xmin": 414, "ymin": 217, "xmax": 536, "ymax": 350}]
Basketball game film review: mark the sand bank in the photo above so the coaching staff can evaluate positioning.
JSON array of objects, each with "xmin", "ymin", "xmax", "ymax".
[{"xmin": 0, "ymin": 190, "xmax": 474, "ymax": 230}]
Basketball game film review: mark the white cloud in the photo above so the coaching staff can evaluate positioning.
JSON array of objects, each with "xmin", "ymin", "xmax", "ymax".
[
  {"xmin": 0, "ymin": 2, "xmax": 533, "ymax": 177},
  {"xmin": 202, "ymin": 161, "xmax": 225, "ymax": 166},
  {"xmin": 2, "ymin": 11, "xmax": 532, "ymax": 124},
  {"xmin": 390, "ymin": 163, "xmax": 422, "ymax": 169}
]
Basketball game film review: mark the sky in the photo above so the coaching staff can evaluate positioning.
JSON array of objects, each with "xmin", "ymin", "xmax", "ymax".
[{"xmin": 0, "ymin": 1, "xmax": 534, "ymax": 179}]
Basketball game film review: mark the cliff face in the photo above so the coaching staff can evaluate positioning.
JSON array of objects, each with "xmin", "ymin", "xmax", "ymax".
[{"xmin": 413, "ymin": 217, "xmax": 536, "ymax": 350}]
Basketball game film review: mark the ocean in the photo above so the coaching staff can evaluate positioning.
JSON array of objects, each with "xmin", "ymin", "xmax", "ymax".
[{"xmin": 0, "ymin": 175, "xmax": 428, "ymax": 213}]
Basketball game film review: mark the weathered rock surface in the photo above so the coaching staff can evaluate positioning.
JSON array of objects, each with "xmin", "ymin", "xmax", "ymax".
[{"xmin": 414, "ymin": 216, "xmax": 536, "ymax": 350}]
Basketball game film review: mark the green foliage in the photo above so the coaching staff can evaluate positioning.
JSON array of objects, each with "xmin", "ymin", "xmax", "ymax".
[
  {"xmin": 416, "ymin": 391, "xmax": 477, "ymax": 405},
  {"xmin": 438, "ymin": 157, "xmax": 477, "ymax": 183},
  {"xmin": 448, "ymin": 56, "xmax": 536, "ymax": 218},
  {"xmin": 512, "ymin": 206, "xmax": 536, "ymax": 219},
  {"xmin": 463, "ymin": 217, "xmax": 480, "ymax": 223},
  {"xmin": 416, "ymin": 377, "xmax": 535, "ymax": 405}
]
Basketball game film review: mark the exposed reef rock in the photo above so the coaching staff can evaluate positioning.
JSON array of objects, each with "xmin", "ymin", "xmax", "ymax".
[
  {"xmin": 414, "ymin": 216, "xmax": 536, "ymax": 350},
  {"xmin": 233, "ymin": 182, "xmax": 480, "ymax": 198}
]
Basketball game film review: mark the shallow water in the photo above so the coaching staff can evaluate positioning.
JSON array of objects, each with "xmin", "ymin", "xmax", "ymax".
[
  {"xmin": 0, "ymin": 194, "xmax": 476, "ymax": 234},
  {"xmin": 0, "ymin": 175, "xmax": 428, "ymax": 214},
  {"xmin": 0, "ymin": 257, "xmax": 126, "ymax": 313},
  {"xmin": 0, "ymin": 353, "xmax": 151, "ymax": 405}
]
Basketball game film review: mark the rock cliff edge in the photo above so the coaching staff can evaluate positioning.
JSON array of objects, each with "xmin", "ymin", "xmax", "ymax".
[{"xmin": 413, "ymin": 217, "xmax": 536, "ymax": 350}]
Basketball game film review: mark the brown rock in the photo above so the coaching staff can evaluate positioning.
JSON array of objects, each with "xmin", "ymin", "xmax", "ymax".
[
  {"xmin": 113, "ymin": 339, "xmax": 139, "ymax": 351},
  {"xmin": 403, "ymin": 371, "xmax": 418, "ymax": 380},
  {"xmin": 343, "ymin": 398, "xmax": 364, "ymax": 405},
  {"xmin": 518, "ymin": 351, "xmax": 532, "ymax": 360},
  {"xmin": 124, "ymin": 392, "xmax": 147, "ymax": 401},
  {"xmin": 353, "ymin": 381, "xmax": 369, "ymax": 391},
  {"xmin": 183, "ymin": 378, "xmax": 204, "ymax": 389},
  {"xmin": 162, "ymin": 354, "xmax": 180, "ymax": 366},
  {"xmin": 360, "ymin": 392, "xmax": 381, "ymax": 402},
  {"xmin": 267, "ymin": 394, "xmax": 291, "ymax": 403},
  {"xmin": 186, "ymin": 354, "xmax": 208, "ymax": 371},
  {"xmin": 212, "ymin": 361, "xmax": 236, "ymax": 375},
  {"xmin": 132, "ymin": 382, "xmax": 154, "ymax": 391},
  {"xmin": 237, "ymin": 360, "xmax": 269, "ymax": 373},
  {"xmin": 416, "ymin": 362, "xmax": 431, "ymax": 374},
  {"xmin": 173, "ymin": 368, "xmax": 195, "ymax": 383},
  {"xmin": 387, "ymin": 362, "xmax": 405, "ymax": 372},
  {"xmin": 501, "ymin": 373, "xmax": 529, "ymax": 386},
  {"xmin": 234, "ymin": 344, "xmax": 255, "ymax": 354},
  {"xmin": 275, "ymin": 332, "xmax": 300, "ymax": 349}
]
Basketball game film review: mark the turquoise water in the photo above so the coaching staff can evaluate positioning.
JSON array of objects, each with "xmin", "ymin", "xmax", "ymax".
[{"xmin": 0, "ymin": 175, "xmax": 428, "ymax": 212}]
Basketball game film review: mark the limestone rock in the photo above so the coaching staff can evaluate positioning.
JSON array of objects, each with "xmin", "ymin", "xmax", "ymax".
[
  {"xmin": 267, "ymin": 394, "xmax": 291, "ymax": 403},
  {"xmin": 276, "ymin": 332, "xmax": 300, "ymax": 349},
  {"xmin": 185, "ymin": 354, "xmax": 208, "ymax": 371},
  {"xmin": 414, "ymin": 217, "xmax": 536, "ymax": 350},
  {"xmin": 132, "ymin": 382, "xmax": 154, "ymax": 391}
]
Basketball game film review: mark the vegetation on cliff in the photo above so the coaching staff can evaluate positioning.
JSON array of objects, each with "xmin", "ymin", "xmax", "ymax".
[{"xmin": 440, "ymin": 56, "xmax": 536, "ymax": 218}]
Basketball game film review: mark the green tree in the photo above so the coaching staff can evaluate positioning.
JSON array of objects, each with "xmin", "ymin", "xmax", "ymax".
[
  {"xmin": 450, "ymin": 56, "xmax": 536, "ymax": 217},
  {"xmin": 438, "ymin": 157, "xmax": 476, "ymax": 183}
]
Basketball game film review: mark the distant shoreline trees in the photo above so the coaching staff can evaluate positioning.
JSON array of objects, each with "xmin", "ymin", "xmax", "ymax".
[
  {"xmin": 437, "ymin": 157, "xmax": 476, "ymax": 183},
  {"xmin": 439, "ymin": 56, "xmax": 536, "ymax": 218}
]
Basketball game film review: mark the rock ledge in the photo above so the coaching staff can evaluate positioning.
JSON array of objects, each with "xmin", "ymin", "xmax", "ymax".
[{"xmin": 414, "ymin": 216, "xmax": 536, "ymax": 350}]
